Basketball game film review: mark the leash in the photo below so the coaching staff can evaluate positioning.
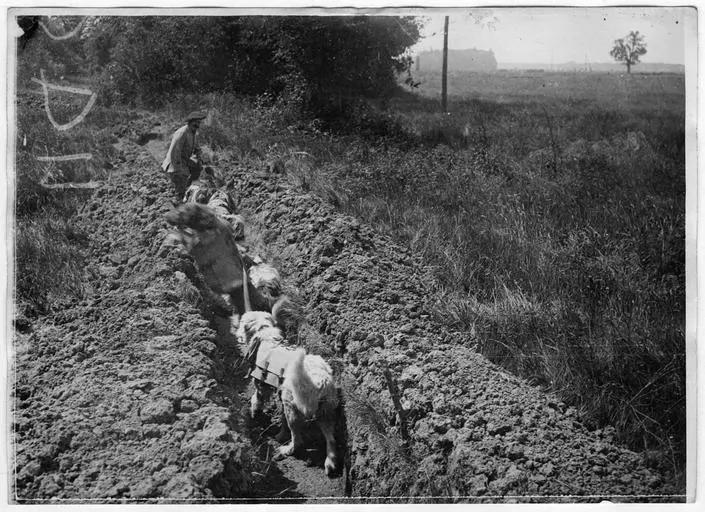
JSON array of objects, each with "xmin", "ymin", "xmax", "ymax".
[{"xmin": 241, "ymin": 261, "xmax": 252, "ymax": 313}]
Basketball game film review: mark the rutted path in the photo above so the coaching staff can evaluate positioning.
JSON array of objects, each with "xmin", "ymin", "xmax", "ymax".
[{"xmin": 12, "ymin": 111, "xmax": 683, "ymax": 503}]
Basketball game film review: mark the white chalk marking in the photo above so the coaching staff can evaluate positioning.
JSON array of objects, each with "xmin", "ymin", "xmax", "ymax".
[
  {"xmin": 41, "ymin": 181, "xmax": 102, "ymax": 190},
  {"xmin": 31, "ymin": 76, "xmax": 93, "ymax": 96},
  {"xmin": 38, "ymin": 18, "xmax": 84, "ymax": 41},
  {"xmin": 37, "ymin": 153, "xmax": 93, "ymax": 162},
  {"xmin": 35, "ymin": 69, "xmax": 97, "ymax": 132}
]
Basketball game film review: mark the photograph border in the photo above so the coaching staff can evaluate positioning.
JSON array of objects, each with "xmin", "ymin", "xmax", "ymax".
[{"xmin": 1, "ymin": 2, "xmax": 700, "ymax": 510}]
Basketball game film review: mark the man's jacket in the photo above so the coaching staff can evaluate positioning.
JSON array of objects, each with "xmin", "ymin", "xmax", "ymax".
[{"xmin": 161, "ymin": 125, "xmax": 198, "ymax": 175}]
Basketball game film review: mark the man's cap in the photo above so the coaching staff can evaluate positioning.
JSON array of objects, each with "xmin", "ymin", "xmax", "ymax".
[{"xmin": 186, "ymin": 110, "xmax": 207, "ymax": 122}]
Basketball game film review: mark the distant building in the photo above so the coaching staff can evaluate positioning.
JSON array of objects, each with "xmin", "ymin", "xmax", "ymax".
[{"xmin": 416, "ymin": 48, "xmax": 498, "ymax": 73}]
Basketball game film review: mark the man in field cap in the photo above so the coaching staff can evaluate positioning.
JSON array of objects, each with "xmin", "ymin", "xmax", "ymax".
[{"xmin": 162, "ymin": 110, "xmax": 207, "ymax": 201}]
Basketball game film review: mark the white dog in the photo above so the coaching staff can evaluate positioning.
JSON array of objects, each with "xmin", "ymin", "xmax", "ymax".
[
  {"xmin": 164, "ymin": 203, "xmax": 268, "ymax": 314},
  {"xmin": 238, "ymin": 312, "xmax": 340, "ymax": 476},
  {"xmin": 236, "ymin": 310, "xmax": 276, "ymax": 346},
  {"xmin": 279, "ymin": 348, "xmax": 339, "ymax": 476}
]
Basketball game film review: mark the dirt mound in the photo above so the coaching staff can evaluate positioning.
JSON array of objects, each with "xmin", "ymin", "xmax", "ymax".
[
  {"xmin": 12, "ymin": 112, "xmax": 682, "ymax": 503},
  {"xmin": 227, "ymin": 162, "xmax": 681, "ymax": 502},
  {"xmin": 13, "ymin": 141, "xmax": 252, "ymax": 502}
]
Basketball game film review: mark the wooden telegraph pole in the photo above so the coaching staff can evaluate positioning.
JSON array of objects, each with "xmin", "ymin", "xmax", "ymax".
[{"xmin": 441, "ymin": 15, "xmax": 449, "ymax": 112}]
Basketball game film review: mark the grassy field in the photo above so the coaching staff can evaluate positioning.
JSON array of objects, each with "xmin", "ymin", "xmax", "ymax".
[
  {"xmin": 174, "ymin": 71, "xmax": 685, "ymax": 476},
  {"xmin": 413, "ymin": 69, "xmax": 684, "ymax": 108},
  {"xmin": 369, "ymin": 72, "xmax": 685, "ymax": 474}
]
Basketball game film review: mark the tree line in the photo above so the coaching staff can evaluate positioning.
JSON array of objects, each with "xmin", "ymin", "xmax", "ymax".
[{"xmin": 17, "ymin": 16, "xmax": 422, "ymax": 109}]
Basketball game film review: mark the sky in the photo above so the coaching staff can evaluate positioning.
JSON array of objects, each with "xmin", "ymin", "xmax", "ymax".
[{"xmin": 413, "ymin": 7, "xmax": 691, "ymax": 65}]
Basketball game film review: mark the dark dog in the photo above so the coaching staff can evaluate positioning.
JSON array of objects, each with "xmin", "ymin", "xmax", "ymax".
[{"xmin": 165, "ymin": 203, "xmax": 268, "ymax": 314}]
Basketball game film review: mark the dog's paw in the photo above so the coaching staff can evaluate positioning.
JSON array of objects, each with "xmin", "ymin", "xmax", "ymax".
[
  {"xmin": 277, "ymin": 442, "xmax": 295, "ymax": 458},
  {"xmin": 324, "ymin": 456, "xmax": 338, "ymax": 477}
]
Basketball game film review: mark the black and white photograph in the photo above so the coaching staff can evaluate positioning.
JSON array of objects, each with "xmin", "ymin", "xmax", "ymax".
[{"xmin": 3, "ymin": 2, "xmax": 698, "ymax": 506}]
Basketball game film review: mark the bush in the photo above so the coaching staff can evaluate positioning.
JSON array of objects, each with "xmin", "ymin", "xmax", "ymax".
[{"xmin": 80, "ymin": 16, "xmax": 422, "ymax": 110}]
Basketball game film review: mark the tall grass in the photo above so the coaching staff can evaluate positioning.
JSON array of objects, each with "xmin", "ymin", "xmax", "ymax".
[
  {"xmin": 188, "ymin": 73, "xmax": 685, "ymax": 475},
  {"xmin": 16, "ymin": 210, "xmax": 87, "ymax": 314},
  {"xmin": 14, "ymin": 89, "xmax": 130, "ymax": 313}
]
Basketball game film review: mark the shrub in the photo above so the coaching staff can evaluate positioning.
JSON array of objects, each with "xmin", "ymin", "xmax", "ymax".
[{"xmin": 81, "ymin": 16, "xmax": 422, "ymax": 110}]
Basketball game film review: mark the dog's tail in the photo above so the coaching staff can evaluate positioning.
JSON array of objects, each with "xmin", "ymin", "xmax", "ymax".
[{"xmin": 283, "ymin": 348, "xmax": 319, "ymax": 418}]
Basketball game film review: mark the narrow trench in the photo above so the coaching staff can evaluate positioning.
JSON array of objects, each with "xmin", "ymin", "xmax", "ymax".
[
  {"xmin": 138, "ymin": 126, "xmax": 351, "ymax": 501},
  {"xmin": 204, "ymin": 293, "xmax": 350, "ymax": 502},
  {"xmin": 177, "ymin": 198, "xmax": 350, "ymax": 502}
]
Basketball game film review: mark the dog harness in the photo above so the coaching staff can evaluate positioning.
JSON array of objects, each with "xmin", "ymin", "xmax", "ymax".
[{"xmin": 246, "ymin": 337, "xmax": 298, "ymax": 389}]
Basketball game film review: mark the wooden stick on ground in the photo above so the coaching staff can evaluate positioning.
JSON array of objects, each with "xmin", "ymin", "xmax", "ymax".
[{"xmin": 382, "ymin": 364, "xmax": 410, "ymax": 446}]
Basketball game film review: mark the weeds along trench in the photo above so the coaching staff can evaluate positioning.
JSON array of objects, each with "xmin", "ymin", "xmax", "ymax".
[
  {"xmin": 222, "ymin": 155, "xmax": 681, "ymax": 501},
  {"xmin": 13, "ymin": 111, "xmax": 682, "ymax": 503}
]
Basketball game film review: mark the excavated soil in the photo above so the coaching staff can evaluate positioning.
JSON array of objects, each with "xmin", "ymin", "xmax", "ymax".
[{"xmin": 12, "ymin": 111, "xmax": 684, "ymax": 503}]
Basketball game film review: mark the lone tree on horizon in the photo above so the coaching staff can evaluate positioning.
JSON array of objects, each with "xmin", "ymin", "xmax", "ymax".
[{"xmin": 610, "ymin": 30, "xmax": 647, "ymax": 74}]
